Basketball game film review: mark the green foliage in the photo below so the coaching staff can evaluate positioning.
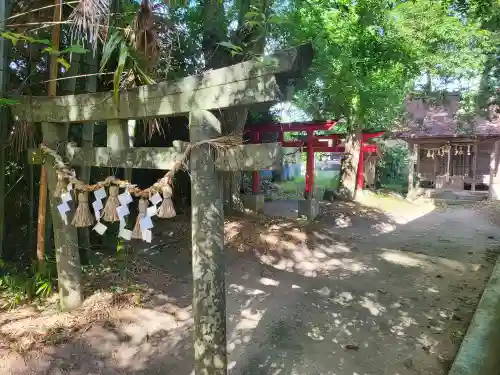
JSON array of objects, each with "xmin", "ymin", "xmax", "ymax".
[
  {"xmin": 394, "ymin": 0, "xmax": 487, "ymax": 86},
  {"xmin": 1, "ymin": 31, "xmax": 88, "ymax": 71},
  {"xmin": 0, "ymin": 259, "xmax": 57, "ymax": 309},
  {"xmin": 278, "ymin": 0, "xmax": 419, "ymax": 132},
  {"xmin": 0, "ymin": 98, "xmax": 19, "ymax": 106},
  {"xmin": 99, "ymin": 28, "xmax": 155, "ymax": 104},
  {"xmin": 376, "ymin": 144, "xmax": 408, "ymax": 187}
]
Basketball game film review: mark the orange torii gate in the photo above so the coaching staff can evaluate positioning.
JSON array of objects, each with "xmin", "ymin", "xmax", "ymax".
[{"xmin": 246, "ymin": 120, "xmax": 384, "ymax": 197}]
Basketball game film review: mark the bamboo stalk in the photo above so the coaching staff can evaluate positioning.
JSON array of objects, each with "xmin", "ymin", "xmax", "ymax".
[{"xmin": 37, "ymin": 0, "xmax": 62, "ymax": 267}]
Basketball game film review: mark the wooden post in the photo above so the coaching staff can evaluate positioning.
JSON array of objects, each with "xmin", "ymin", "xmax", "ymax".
[
  {"xmin": 189, "ymin": 110, "xmax": 227, "ymax": 375},
  {"xmin": 414, "ymin": 143, "xmax": 420, "ymax": 188},
  {"xmin": 37, "ymin": 0, "xmax": 62, "ymax": 267},
  {"xmin": 305, "ymin": 129, "xmax": 314, "ymax": 199},
  {"xmin": 433, "ymin": 153, "xmax": 439, "ymax": 185},
  {"xmin": 356, "ymin": 148, "xmax": 364, "ymax": 190},
  {"xmin": 42, "ymin": 122, "xmax": 82, "ymax": 311},
  {"xmin": 472, "ymin": 143, "xmax": 477, "ymax": 192},
  {"xmin": 407, "ymin": 140, "xmax": 414, "ymax": 191},
  {"xmin": 252, "ymin": 132, "xmax": 260, "ymax": 194},
  {"xmin": 446, "ymin": 144, "xmax": 452, "ymax": 184}
]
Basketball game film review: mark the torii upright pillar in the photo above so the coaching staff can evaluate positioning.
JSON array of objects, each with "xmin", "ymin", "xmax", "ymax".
[
  {"xmin": 298, "ymin": 129, "xmax": 320, "ymax": 220},
  {"xmin": 357, "ymin": 148, "xmax": 365, "ymax": 191},
  {"xmin": 243, "ymin": 131, "xmax": 265, "ymax": 213}
]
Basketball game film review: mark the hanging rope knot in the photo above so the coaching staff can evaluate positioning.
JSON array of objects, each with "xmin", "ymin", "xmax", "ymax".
[{"xmin": 104, "ymin": 176, "xmax": 117, "ymax": 185}]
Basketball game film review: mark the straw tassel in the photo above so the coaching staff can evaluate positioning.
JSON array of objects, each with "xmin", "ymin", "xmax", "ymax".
[
  {"xmin": 103, "ymin": 185, "xmax": 120, "ymax": 222},
  {"xmin": 158, "ymin": 185, "xmax": 176, "ymax": 219},
  {"xmin": 54, "ymin": 173, "xmax": 67, "ymax": 197},
  {"xmin": 71, "ymin": 191, "xmax": 95, "ymax": 227},
  {"xmin": 132, "ymin": 199, "xmax": 148, "ymax": 239}
]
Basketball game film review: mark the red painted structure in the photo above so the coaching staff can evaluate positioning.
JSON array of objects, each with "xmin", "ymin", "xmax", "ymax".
[{"xmin": 246, "ymin": 121, "xmax": 384, "ymax": 198}]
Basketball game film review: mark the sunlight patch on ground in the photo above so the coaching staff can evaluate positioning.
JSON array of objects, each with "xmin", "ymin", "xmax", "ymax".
[
  {"xmin": 379, "ymin": 250, "xmax": 423, "ymax": 268},
  {"xmin": 335, "ymin": 214, "xmax": 352, "ymax": 228},
  {"xmin": 259, "ymin": 233, "xmax": 302, "ymax": 252},
  {"xmin": 226, "ymin": 285, "xmax": 267, "ymax": 361},
  {"xmin": 233, "ymin": 308, "xmax": 266, "ymax": 331},
  {"xmin": 359, "ymin": 296, "xmax": 386, "ymax": 316},
  {"xmin": 260, "ymin": 277, "xmax": 280, "ymax": 286},
  {"xmin": 317, "ymin": 242, "xmax": 352, "ymax": 255},
  {"xmin": 357, "ymin": 191, "xmax": 436, "ymax": 225},
  {"xmin": 225, "ymin": 221, "xmax": 244, "ymax": 241},
  {"xmin": 390, "ymin": 311, "xmax": 418, "ymax": 337},
  {"xmin": 118, "ymin": 308, "xmax": 183, "ymax": 344},
  {"xmin": 379, "ymin": 248, "xmax": 482, "ymax": 273},
  {"xmin": 284, "ymin": 229, "xmax": 308, "ymax": 241},
  {"xmin": 371, "ymin": 221, "xmax": 397, "ymax": 234},
  {"xmin": 258, "ymin": 244, "xmax": 377, "ymax": 278},
  {"xmin": 228, "ymin": 283, "xmax": 267, "ymax": 297}
]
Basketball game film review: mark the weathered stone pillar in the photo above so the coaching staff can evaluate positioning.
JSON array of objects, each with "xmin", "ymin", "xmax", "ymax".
[
  {"xmin": 41, "ymin": 122, "xmax": 82, "ymax": 311},
  {"xmin": 189, "ymin": 110, "xmax": 227, "ymax": 375},
  {"xmin": 489, "ymin": 140, "xmax": 500, "ymax": 200}
]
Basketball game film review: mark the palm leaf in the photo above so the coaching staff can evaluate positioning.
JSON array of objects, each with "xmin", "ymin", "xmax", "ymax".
[
  {"xmin": 9, "ymin": 120, "xmax": 36, "ymax": 157},
  {"xmin": 99, "ymin": 30, "xmax": 122, "ymax": 72},
  {"xmin": 113, "ymin": 41, "xmax": 129, "ymax": 104},
  {"xmin": 69, "ymin": 0, "xmax": 111, "ymax": 51}
]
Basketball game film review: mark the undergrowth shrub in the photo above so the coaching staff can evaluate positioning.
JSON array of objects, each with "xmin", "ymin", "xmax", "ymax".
[
  {"xmin": 0, "ymin": 258, "xmax": 56, "ymax": 309},
  {"xmin": 376, "ymin": 144, "xmax": 409, "ymax": 193}
]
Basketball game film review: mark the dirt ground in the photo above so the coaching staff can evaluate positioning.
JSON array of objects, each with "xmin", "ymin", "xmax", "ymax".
[{"xmin": 1, "ymin": 193, "xmax": 499, "ymax": 375}]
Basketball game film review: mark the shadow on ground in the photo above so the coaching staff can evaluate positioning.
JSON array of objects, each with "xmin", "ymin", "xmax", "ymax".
[{"xmin": 1, "ymin": 198, "xmax": 499, "ymax": 375}]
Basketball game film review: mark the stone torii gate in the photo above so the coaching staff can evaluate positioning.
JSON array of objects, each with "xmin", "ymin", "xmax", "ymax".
[{"xmin": 13, "ymin": 44, "xmax": 313, "ymax": 375}]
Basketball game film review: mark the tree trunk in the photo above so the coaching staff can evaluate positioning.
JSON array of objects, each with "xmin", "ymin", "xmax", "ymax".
[
  {"xmin": 37, "ymin": 0, "xmax": 63, "ymax": 268},
  {"xmin": 220, "ymin": 108, "xmax": 248, "ymax": 213},
  {"xmin": 0, "ymin": 0, "xmax": 11, "ymax": 258},
  {"xmin": 201, "ymin": 0, "xmax": 270, "ymax": 213},
  {"xmin": 339, "ymin": 129, "xmax": 361, "ymax": 201},
  {"xmin": 78, "ymin": 50, "xmax": 98, "ymax": 262},
  {"xmin": 425, "ymin": 70, "xmax": 432, "ymax": 95}
]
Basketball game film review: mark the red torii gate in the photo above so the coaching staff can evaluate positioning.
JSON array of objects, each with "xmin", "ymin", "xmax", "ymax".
[{"xmin": 246, "ymin": 120, "xmax": 384, "ymax": 197}]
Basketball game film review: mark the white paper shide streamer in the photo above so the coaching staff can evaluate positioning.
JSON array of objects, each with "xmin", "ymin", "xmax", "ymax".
[
  {"xmin": 57, "ymin": 188, "xmax": 73, "ymax": 225},
  {"xmin": 117, "ymin": 189, "xmax": 133, "ymax": 240},
  {"xmin": 92, "ymin": 187, "xmax": 108, "ymax": 235}
]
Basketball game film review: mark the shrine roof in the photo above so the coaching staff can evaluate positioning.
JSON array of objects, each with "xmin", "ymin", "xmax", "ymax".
[{"xmin": 396, "ymin": 92, "xmax": 500, "ymax": 139}]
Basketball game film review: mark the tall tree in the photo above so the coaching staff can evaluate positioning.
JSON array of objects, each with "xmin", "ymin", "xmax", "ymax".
[
  {"xmin": 394, "ymin": 0, "xmax": 486, "ymax": 94},
  {"xmin": 0, "ymin": 0, "xmax": 11, "ymax": 257},
  {"xmin": 201, "ymin": 0, "xmax": 271, "ymax": 211},
  {"xmin": 444, "ymin": 0, "xmax": 500, "ymax": 116},
  {"xmin": 280, "ymin": 0, "xmax": 418, "ymax": 198}
]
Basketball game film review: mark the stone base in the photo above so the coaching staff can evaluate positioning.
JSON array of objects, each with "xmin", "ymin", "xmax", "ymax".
[
  {"xmin": 243, "ymin": 194, "xmax": 265, "ymax": 213},
  {"xmin": 489, "ymin": 183, "xmax": 500, "ymax": 200},
  {"xmin": 298, "ymin": 199, "xmax": 319, "ymax": 220}
]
